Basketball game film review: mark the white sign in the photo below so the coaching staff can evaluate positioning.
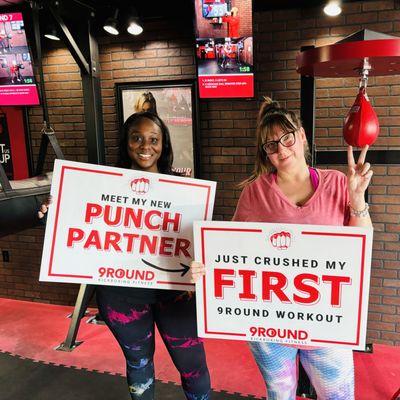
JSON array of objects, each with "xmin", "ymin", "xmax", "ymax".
[
  {"xmin": 194, "ymin": 221, "xmax": 373, "ymax": 350},
  {"xmin": 40, "ymin": 160, "xmax": 216, "ymax": 291}
]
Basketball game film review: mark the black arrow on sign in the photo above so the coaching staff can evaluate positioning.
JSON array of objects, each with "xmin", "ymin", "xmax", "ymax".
[{"xmin": 141, "ymin": 259, "xmax": 190, "ymax": 277}]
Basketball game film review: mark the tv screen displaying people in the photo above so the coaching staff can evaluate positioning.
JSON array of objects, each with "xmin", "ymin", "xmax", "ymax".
[
  {"xmin": 194, "ymin": 0, "xmax": 254, "ymax": 98},
  {"xmin": 0, "ymin": 12, "xmax": 39, "ymax": 106},
  {"xmin": 202, "ymin": 0, "xmax": 229, "ymax": 18}
]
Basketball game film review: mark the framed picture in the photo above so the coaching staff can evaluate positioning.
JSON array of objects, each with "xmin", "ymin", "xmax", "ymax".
[{"xmin": 116, "ymin": 80, "xmax": 200, "ymax": 178}]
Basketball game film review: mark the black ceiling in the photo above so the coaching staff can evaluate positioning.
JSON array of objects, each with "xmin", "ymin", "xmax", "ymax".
[
  {"xmin": 71, "ymin": 0, "xmax": 376, "ymax": 15},
  {"xmin": 0, "ymin": 0, "xmax": 380, "ymax": 21},
  {"xmin": 72, "ymin": 0, "xmax": 376, "ymax": 19},
  {"xmin": 0, "ymin": 0, "xmax": 383, "ymax": 42}
]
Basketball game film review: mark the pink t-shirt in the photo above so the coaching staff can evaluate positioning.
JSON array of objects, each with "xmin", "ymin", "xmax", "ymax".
[
  {"xmin": 233, "ymin": 169, "xmax": 350, "ymax": 349},
  {"xmin": 233, "ymin": 169, "xmax": 350, "ymax": 226}
]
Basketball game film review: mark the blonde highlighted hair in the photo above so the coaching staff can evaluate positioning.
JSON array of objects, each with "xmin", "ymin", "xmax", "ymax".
[
  {"xmin": 239, "ymin": 97, "xmax": 310, "ymax": 188},
  {"xmin": 134, "ymin": 91, "xmax": 158, "ymax": 114}
]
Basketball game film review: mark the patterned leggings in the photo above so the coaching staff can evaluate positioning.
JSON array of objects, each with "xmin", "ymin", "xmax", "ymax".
[
  {"xmin": 96, "ymin": 290, "xmax": 211, "ymax": 400},
  {"xmin": 249, "ymin": 341, "xmax": 354, "ymax": 400}
]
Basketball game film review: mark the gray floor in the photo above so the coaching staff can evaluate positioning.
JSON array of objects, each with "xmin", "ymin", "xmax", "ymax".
[{"xmin": 0, "ymin": 351, "xmax": 259, "ymax": 400}]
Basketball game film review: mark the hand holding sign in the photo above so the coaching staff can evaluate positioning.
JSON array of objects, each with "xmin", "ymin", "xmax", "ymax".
[
  {"xmin": 190, "ymin": 261, "xmax": 206, "ymax": 283},
  {"xmin": 38, "ymin": 195, "xmax": 52, "ymax": 219}
]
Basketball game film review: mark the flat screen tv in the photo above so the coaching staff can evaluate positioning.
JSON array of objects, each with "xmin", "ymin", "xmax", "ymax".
[
  {"xmin": 195, "ymin": 0, "xmax": 254, "ymax": 98},
  {"xmin": 202, "ymin": 0, "xmax": 230, "ymax": 18},
  {"xmin": 0, "ymin": 12, "xmax": 39, "ymax": 106}
]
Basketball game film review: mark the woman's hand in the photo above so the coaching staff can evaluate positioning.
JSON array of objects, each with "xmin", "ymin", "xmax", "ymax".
[
  {"xmin": 38, "ymin": 196, "xmax": 52, "ymax": 219},
  {"xmin": 347, "ymin": 145, "xmax": 373, "ymax": 210},
  {"xmin": 190, "ymin": 261, "xmax": 206, "ymax": 283}
]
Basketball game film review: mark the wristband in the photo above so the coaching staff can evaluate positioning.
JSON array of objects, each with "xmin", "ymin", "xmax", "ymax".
[{"xmin": 349, "ymin": 202, "xmax": 369, "ymax": 218}]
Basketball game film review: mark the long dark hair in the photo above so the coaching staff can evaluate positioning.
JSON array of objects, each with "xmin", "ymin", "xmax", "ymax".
[{"xmin": 117, "ymin": 112, "xmax": 174, "ymax": 174}]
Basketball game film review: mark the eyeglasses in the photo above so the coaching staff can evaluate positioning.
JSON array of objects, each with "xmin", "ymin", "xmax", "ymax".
[{"xmin": 262, "ymin": 131, "xmax": 296, "ymax": 155}]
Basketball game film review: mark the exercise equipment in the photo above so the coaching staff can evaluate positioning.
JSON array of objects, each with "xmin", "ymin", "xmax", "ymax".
[
  {"xmin": 297, "ymin": 29, "xmax": 400, "ymax": 148},
  {"xmin": 0, "ymin": 1, "xmax": 65, "ymax": 238},
  {"xmin": 343, "ymin": 87, "xmax": 379, "ymax": 147},
  {"xmin": 0, "ymin": 125, "xmax": 63, "ymax": 238},
  {"xmin": 343, "ymin": 56, "xmax": 380, "ymax": 147},
  {"xmin": 295, "ymin": 29, "xmax": 400, "ymax": 399}
]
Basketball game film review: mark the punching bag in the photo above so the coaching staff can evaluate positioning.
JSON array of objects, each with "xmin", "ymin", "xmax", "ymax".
[{"xmin": 343, "ymin": 87, "xmax": 379, "ymax": 147}]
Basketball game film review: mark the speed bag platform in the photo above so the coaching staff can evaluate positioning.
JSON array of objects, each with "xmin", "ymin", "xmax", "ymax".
[{"xmin": 0, "ymin": 172, "xmax": 52, "ymax": 238}]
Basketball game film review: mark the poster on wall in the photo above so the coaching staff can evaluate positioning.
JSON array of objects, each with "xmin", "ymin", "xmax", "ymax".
[
  {"xmin": 116, "ymin": 80, "xmax": 198, "ymax": 178},
  {"xmin": 0, "ymin": 106, "xmax": 31, "ymax": 179},
  {"xmin": 194, "ymin": 0, "xmax": 254, "ymax": 98},
  {"xmin": 0, "ymin": 12, "xmax": 40, "ymax": 106}
]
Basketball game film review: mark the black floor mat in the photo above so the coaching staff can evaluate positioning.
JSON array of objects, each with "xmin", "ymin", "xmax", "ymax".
[{"xmin": 0, "ymin": 351, "xmax": 260, "ymax": 400}]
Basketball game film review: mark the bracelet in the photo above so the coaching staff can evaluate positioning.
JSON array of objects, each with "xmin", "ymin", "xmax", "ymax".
[{"xmin": 349, "ymin": 202, "xmax": 369, "ymax": 218}]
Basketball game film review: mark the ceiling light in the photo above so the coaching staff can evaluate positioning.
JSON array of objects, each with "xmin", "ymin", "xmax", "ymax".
[
  {"xmin": 127, "ymin": 20, "xmax": 143, "ymax": 35},
  {"xmin": 103, "ymin": 9, "xmax": 119, "ymax": 35},
  {"xmin": 44, "ymin": 29, "xmax": 60, "ymax": 41},
  {"xmin": 324, "ymin": 1, "xmax": 342, "ymax": 16},
  {"xmin": 126, "ymin": 6, "xmax": 143, "ymax": 35}
]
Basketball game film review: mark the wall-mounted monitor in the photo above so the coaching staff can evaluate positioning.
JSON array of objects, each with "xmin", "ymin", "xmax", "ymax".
[
  {"xmin": 194, "ymin": 0, "xmax": 254, "ymax": 99},
  {"xmin": 0, "ymin": 12, "xmax": 40, "ymax": 106},
  {"xmin": 202, "ymin": 0, "xmax": 230, "ymax": 18}
]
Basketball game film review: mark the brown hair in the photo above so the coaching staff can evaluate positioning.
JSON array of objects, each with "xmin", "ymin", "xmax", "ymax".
[{"xmin": 239, "ymin": 97, "xmax": 310, "ymax": 188}]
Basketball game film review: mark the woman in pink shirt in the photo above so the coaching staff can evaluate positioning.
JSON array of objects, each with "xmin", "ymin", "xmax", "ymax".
[{"xmin": 191, "ymin": 98, "xmax": 372, "ymax": 400}]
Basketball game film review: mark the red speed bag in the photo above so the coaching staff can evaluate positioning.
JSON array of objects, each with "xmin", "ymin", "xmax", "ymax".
[{"xmin": 343, "ymin": 88, "xmax": 380, "ymax": 147}]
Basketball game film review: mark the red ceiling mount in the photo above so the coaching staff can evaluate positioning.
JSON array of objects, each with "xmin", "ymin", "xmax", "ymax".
[{"xmin": 296, "ymin": 30, "xmax": 400, "ymax": 77}]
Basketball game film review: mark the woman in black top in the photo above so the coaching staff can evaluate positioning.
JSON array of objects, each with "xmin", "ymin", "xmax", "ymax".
[{"xmin": 40, "ymin": 112, "xmax": 211, "ymax": 400}]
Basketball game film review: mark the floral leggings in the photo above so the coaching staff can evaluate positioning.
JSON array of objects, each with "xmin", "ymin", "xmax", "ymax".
[
  {"xmin": 96, "ymin": 290, "xmax": 211, "ymax": 400},
  {"xmin": 249, "ymin": 341, "xmax": 354, "ymax": 400}
]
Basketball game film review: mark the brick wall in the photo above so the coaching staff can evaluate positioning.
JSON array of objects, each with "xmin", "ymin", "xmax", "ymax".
[
  {"xmin": 235, "ymin": 0, "xmax": 253, "ymax": 38},
  {"xmin": 0, "ymin": 0, "xmax": 399, "ymax": 345}
]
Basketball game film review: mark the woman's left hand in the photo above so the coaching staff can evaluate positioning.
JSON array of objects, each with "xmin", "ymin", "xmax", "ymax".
[
  {"xmin": 190, "ymin": 261, "xmax": 206, "ymax": 284},
  {"xmin": 347, "ymin": 145, "xmax": 373, "ymax": 208}
]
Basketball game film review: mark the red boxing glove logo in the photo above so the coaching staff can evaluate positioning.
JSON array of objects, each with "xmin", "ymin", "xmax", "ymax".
[
  {"xmin": 270, "ymin": 231, "xmax": 291, "ymax": 250},
  {"xmin": 131, "ymin": 178, "xmax": 150, "ymax": 194}
]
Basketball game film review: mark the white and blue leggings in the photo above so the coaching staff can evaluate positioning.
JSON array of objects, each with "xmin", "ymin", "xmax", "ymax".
[{"xmin": 249, "ymin": 341, "xmax": 354, "ymax": 400}]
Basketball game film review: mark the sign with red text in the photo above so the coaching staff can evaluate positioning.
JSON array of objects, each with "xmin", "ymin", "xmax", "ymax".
[
  {"xmin": 40, "ymin": 160, "xmax": 216, "ymax": 290},
  {"xmin": 0, "ymin": 107, "xmax": 31, "ymax": 179},
  {"xmin": 194, "ymin": 221, "xmax": 373, "ymax": 349}
]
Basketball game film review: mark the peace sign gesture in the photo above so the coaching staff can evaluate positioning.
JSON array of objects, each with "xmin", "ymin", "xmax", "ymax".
[{"xmin": 347, "ymin": 145, "xmax": 373, "ymax": 208}]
